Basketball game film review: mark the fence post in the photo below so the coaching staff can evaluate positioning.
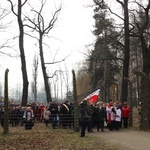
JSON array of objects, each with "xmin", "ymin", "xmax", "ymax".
[
  {"xmin": 3, "ymin": 68, "xmax": 9, "ymax": 135},
  {"xmin": 72, "ymin": 70, "xmax": 79, "ymax": 132}
]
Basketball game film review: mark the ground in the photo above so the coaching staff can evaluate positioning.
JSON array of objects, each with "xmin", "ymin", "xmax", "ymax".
[
  {"xmin": 91, "ymin": 107, "xmax": 150, "ymax": 150},
  {"xmin": 92, "ymin": 128, "xmax": 150, "ymax": 150}
]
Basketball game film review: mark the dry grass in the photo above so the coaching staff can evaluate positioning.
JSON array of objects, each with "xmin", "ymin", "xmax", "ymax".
[{"xmin": 0, "ymin": 123, "xmax": 118, "ymax": 150}]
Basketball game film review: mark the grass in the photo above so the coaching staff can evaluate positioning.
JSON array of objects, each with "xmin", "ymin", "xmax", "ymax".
[{"xmin": 0, "ymin": 123, "xmax": 119, "ymax": 150}]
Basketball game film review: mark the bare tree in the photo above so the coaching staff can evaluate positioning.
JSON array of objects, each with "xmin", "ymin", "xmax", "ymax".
[
  {"xmin": 7, "ymin": 0, "xmax": 29, "ymax": 106},
  {"xmin": 114, "ymin": 0, "xmax": 130, "ymax": 103},
  {"xmin": 24, "ymin": 0, "xmax": 61, "ymax": 103},
  {"xmin": 32, "ymin": 53, "xmax": 38, "ymax": 102}
]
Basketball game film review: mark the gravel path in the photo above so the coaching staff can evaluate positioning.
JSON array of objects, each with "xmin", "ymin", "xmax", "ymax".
[{"xmin": 92, "ymin": 128, "xmax": 150, "ymax": 150}]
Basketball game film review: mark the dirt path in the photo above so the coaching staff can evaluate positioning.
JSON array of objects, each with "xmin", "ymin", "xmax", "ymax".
[{"xmin": 92, "ymin": 128, "xmax": 150, "ymax": 150}]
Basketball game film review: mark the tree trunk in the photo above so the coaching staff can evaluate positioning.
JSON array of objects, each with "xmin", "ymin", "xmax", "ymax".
[
  {"xmin": 39, "ymin": 33, "xmax": 52, "ymax": 103},
  {"xmin": 140, "ymin": 46, "xmax": 150, "ymax": 130},
  {"xmin": 18, "ymin": 0, "xmax": 29, "ymax": 106},
  {"xmin": 140, "ymin": 78, "xmax": 150, "ymax": 130},
  {"xmin": 121, "ymin": 0, "xmax": 130, "ymax": 104}
]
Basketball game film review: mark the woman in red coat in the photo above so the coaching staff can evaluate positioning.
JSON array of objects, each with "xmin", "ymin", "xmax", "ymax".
[{"xmin": 121, "ymin": 102, "xmax": 130, "ymax": 128}]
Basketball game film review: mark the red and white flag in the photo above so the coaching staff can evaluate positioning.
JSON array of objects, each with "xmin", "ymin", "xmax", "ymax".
[{"xmin": 84, "ymin": 89, "xmax": 100, "ymax": 103}]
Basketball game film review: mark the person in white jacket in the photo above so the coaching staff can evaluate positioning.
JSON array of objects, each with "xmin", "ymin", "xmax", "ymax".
[
  {"xmin": 23, "ymin": 107, "xmax": 34, "ymax": 129},
  {"xmin": 43, "ymin": 105, "xmax": 51, "ymax": 126},
  {"xmin": 106, "ymin": 99, "xmax": 116, "ymax": 131},
  {"xmin": 115, "ymin": 105, "xmax": 121, "ymax": 130}
]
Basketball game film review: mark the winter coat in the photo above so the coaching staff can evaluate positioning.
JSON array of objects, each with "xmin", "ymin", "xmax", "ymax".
[
  {"xmin": 80, "ymin": 102, "xmax": 92, "ymax": 123},
  {"xmin": 49, "ymin": 104, "xmax": 58, "ymax": 114},
  {"xmin": 95, "ymin": 106, "xmax": 107, "ymax": 122},
  {"xmin": 121, "ymin": 106, "xmax": 130, "ymax": 118},
  {"xmin": 115, "ymin": 108, "xmax": 121, "ymax": 121},
  {"xmin": 23, "ymin": 110, "xmax": 34, "ymax": 121}
]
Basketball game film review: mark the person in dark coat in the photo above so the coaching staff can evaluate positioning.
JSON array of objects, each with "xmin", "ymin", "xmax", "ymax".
[
  {"xmin": 10, "ymin": 107, "xmax": 19, "ymax": 127},
  {"xmin": 49, "ymin": 101, "xmax": 58, "ymax": 129},
  {"xmin": 95, "ymin": 102, "xmax": 107, "ymax": 132},
  {"xmin": 18, "ymin": 107, "xmax": 26, "ymax": 126},
  {"xmin": 80, "ymin": 100, "xmax": 92, "ymax": 137},
  {"xmin": 60, "ymin": 101, "xmax": 71, "ymax": 129}
]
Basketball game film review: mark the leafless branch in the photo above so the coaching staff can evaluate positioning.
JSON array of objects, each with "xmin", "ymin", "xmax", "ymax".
[
  {"xmin": 0, "ymin": 7, "xmax": 10, "ymax": 20},
  {"xmin": 24, "ymin": 32, "xmax": 39, "ymax": 41},
  {"xmin": 24, "ymin": 14, "xmax": 40, "ymax": 32},
  {"xmin": 116, "ymin": 0, "xmax": 124, "ymax": 7},
  {"xmin": 44, "ymin": 7, "xmax": 61, "ymax": 34},
  {"xmin": 21, "ymin": 0, "xmax": 28, "ymax": 7},
  {"xmin": 134, "ymin": 0, "xmax": 145, "ymax": 10},
  {"xmin": 47, "ymin": 70, "xmax": 61, "ymax": 78},
  {"xmin": 45, "ymin": 54, "xmax": 71, "ymax": 65},
  {"xmin": 107, "ymin": 7, "xmax": 124, "ymax": 21},
  {"xmin": 7, "ymin": 0, "xmax": 17, "ymax": 17},
  {"xmin": 133, "ymin": 71, "xmax": 150, "ymax": 80}
]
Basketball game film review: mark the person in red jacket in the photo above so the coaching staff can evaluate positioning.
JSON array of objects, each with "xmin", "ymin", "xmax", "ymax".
[{"xmin": 121, "ymin": 102, "xmax": 130, "ymax": 128}]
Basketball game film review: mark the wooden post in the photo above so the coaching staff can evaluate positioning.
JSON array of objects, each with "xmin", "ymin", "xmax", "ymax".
[
  {"xmin": 72, "ymin": 70, "xmax": 79, "ymax": 132},
  {"xmin": 3, "ymin": 68, "xmax": 9, "ymax": 135}
]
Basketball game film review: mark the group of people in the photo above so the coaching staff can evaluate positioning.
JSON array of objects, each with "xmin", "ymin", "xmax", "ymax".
[
  {"xmin": 0, "ymin": 99, "xmax": 131, "ymax": 134},
  {"xmin": 79, "ymin": 99, "xmax": 130, "ymax": 137},
  {"xmin": 0, "ymin": 101, "xmax": 74, "ymax": 130},
  {"xmin": 44, "ymin": 100, "xmax": 74, "ymax": 129},
  {"xmin": 0, "ymin": 105, "xmax": 34, "ymax": 129}
]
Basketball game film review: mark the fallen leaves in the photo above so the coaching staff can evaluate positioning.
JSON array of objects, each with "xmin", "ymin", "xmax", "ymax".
[{"xmin": 0, "ymin": 123, "xmax": 117, "ymax": 150}]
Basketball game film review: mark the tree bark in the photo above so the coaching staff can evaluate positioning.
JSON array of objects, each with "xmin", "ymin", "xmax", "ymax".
[
  {"xmin": 18, "ymin": 0, "xmax": 29, "ymax": 106},
  {"xmin": 120, "ymin": 0, "xmax": 130, "ymax": 104},
  {"xmin": 39, "ymin": 33, "xmax": 52, "ymax": 103}
]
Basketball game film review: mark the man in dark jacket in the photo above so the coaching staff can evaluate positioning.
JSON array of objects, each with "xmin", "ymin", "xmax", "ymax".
[
  {"xmin": 60, "ymin": 101, "xmax": 71, "ymax": 129},
  {"xmin": 49, "ymin": 101, "xmax": 58, "ymax": 129},
  {"xmin": 95, "ymin": 102, "xmax": 107, "ymax": 132},
  {"xmin": 80, "ymin": 100, "xmax": 92, "ymax": 137}
]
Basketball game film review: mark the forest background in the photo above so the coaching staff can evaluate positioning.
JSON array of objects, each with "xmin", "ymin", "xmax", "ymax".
[{"xmin": 0, "ymin": 0, "xmax": 150, "ymax": 130}]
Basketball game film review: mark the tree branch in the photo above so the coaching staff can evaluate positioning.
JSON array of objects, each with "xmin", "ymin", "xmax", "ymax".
[
  {"xmin": 21, "ymin": 0, "xmax": 28, "ymax": 7},
  {"xmin": 116, "ymin": 0, "xmax": 124, "ymax": 7},
  {"xmin": 7, "ymin": 0, "xmax": 17, "ymax": 17},
  {"xmin": 45, "ymin": 55, "xmax": 70, "ymax": 65},
  {"xmin": 133, "ymin": 71, "xmax": 150, "ymax": 80},
  {"xmin": 44, "ymin": 7, "xmax": 61, "ymax": 34}
]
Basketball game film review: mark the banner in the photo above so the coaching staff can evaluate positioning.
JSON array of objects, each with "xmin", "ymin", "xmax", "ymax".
[{"xmin": 84, "ymin": 89, "xmax": 100, "ymax": 103}]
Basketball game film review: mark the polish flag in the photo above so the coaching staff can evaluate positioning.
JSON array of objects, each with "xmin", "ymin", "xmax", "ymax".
[{"xmin": 84, "ymin": 89, "xmax": 100, "ymax": 103}]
